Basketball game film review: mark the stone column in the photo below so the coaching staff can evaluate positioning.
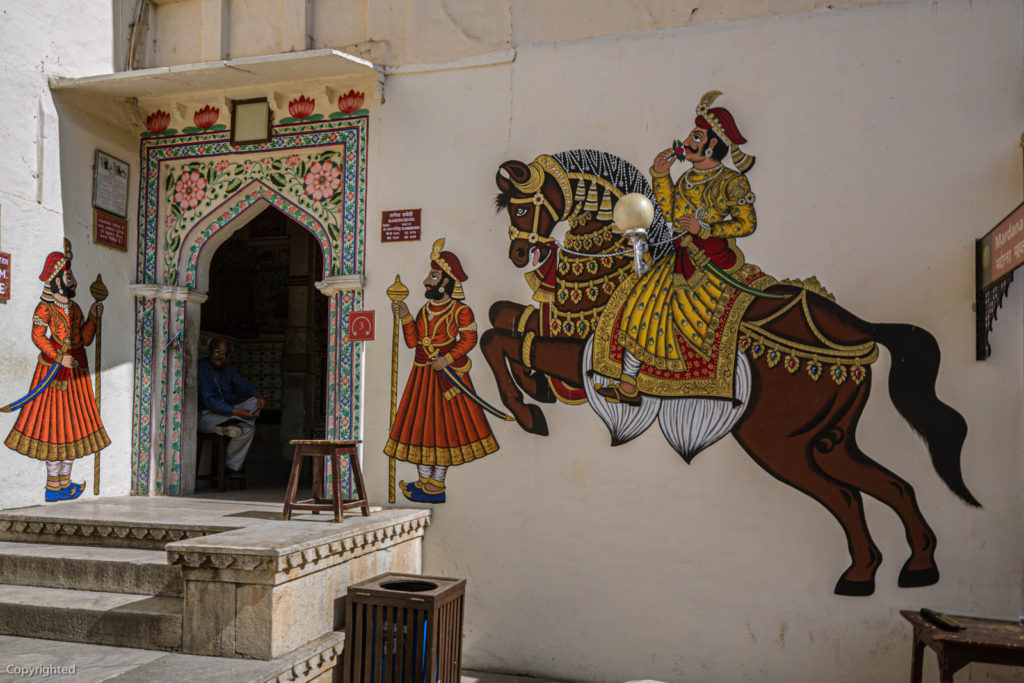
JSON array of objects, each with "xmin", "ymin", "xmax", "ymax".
[{"xmin": 130, "ymin": 284, "xmax": 208, "ymax": 495}]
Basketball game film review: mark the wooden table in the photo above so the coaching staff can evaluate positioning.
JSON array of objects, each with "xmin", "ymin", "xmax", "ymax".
[
  {"xmin": 901, "ymin": 610, "xmax": 1024, "ymax": 682},
  {"xmin": 282, "ymin": 439, "xmax": 369, "ymax": 522}
]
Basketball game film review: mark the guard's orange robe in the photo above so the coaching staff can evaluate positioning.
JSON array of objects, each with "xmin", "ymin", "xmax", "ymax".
[
  {"xmin": 4, "ymin": 300, "xmax": 110, "ymax": 460},
  {"xmin": 384, "ymin": 299, "xmax": 498, "ymax": 466}
]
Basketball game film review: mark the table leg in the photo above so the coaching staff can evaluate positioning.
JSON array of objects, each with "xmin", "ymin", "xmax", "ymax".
[
  {"xmin": 282, "ymin": 446, "xmax": 304, "ymax": 521},
  {"xmin": 349, "ymin": 448, "xmax": 370, "ymax": 516},
  {"xmin": 910, "ymin": 632, "xmax": 924, "ymax": 683},
  {"xmin": 330, "ymin": 452, "xmax": 343, "ymax": 522},
  {"xmin": 311, "ymin": 455, "xmax": 324, "ymax": 514}
]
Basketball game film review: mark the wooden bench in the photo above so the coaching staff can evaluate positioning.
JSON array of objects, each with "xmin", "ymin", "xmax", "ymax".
[{"xmin": 282, "ymin": 439, "xmax": 369, "ymax": 522}]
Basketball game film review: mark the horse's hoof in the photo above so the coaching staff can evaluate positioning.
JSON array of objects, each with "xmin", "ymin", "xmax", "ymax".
[
  {"xmin": 834, "ymin": 577, "xmax": 875, "ymax": 596},
  {"xmin": 898, "ymin": 565, "xmax": 939, "ymax": 588},
  {"xmin": 519, "ymin": 404, "xmax": 549, "ymax": 436}
]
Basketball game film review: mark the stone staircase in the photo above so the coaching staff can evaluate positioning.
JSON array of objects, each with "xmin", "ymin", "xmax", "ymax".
[
  {"xmin": 0, "ymin": 542, "xmax": 183, "ymax": 650},
  {"xmin": 0, "ymin": 497, "xmax": 430, "ymax": 681}
]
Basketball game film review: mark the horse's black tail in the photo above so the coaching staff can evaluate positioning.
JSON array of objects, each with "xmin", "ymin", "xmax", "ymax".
[{"xmin": 871, "ymin": 322, "xmax": 980, "ymax": 507}]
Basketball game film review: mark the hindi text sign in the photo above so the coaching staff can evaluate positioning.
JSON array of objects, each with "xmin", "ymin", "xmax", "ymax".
[
  {"xmin": 382, "ymin": 209, "xmax": 422, "ymax": 243},
  {"xmin": 978, "ymin": 201, "xmax": 1024, "ymax": 289},
  {"xmin": 94, "ymin": 209, "xmax": 129, "ymax": 251},
  {"xmin": 0, "ymin": 251, "xmax": 10, "ymax": 300}
]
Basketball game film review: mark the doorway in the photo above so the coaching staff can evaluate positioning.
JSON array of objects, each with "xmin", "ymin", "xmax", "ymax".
[{"xmin": 197, "ymin": 206, "xmax": 328, "ymax": 490}]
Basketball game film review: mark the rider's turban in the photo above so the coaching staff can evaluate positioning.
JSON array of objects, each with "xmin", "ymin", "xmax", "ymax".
[
  {"xmin": 429, "ymin": 238, "xmax": 468, "ymax": 300},
  {"xmin": 695, "ymin": 90, "xmax": 755, "ymax": 173}
]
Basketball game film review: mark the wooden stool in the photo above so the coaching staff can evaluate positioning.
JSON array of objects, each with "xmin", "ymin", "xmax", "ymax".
[
  {"xmin": 283, "ymin": 439, "xmax": 369, "ymax": 522},
  {"xmin": 196, "ymin": 432, "xmax": 247, "ymax": 492}
]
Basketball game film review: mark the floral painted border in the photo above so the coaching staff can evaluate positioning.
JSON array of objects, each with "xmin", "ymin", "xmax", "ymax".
[{"xmin": 132, "ymin": 116, "xmax": 367, "ymax": 495}]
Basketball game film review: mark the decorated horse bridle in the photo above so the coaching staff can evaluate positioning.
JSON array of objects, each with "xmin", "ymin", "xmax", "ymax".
[{"xmin": 507, "ymin": 155, "xmax": 572, "ymax": 245}]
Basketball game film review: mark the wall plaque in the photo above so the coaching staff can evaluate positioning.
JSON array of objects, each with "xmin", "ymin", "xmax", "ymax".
[
  {"xmin": 94, "ymin": 209, "xmax": 129, "ymax": 251},
  {"xmin": 381, "ymin": 209, "xmax": 422, "ymax": 242},
  {"xmin": 92, "ymin": 150, "xmax": 129, "ymax": 218},
  {"xmin": 0, "ymin": 251, "xmax": 10, "ymax": 300}
]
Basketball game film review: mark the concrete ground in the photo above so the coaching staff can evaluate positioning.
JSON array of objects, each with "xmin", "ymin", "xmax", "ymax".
[{"xmin": 0, "ymin": 633, "xmax": 563, "ymax": 682}]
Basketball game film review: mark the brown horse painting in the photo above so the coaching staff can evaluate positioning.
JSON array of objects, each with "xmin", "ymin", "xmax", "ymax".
[{"xmin": 482, "ymin": 149, "xmax": 977, "ymax": 596}]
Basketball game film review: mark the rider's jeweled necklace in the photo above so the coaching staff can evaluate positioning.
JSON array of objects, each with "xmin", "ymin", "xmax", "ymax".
[{"xmin": 683, "ymin": 165, "xmax": 724, "ymax": 190}]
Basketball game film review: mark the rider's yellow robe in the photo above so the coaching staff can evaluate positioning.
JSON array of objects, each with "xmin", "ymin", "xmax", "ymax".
[{"xmin": 594, "ymin": 164, "xmax": 773, "ymax": 399}]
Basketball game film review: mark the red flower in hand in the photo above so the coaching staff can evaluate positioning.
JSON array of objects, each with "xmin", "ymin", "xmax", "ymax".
[
  {"xmin": 337, "ymin": 90, "xmax": 364, "ymax": 114},
  {"xmin": 146, "ymin": 110, "xmax": 170, "ymax": 134},
  {"xmin": 289, "ymin": 95, "xmax": 315, "ymax": 119},
  {"xmin": 194, "ymin": 105, "xmax": 220, "ymax": 129}
]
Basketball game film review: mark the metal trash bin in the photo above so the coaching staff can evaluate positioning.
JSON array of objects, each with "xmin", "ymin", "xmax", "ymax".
[{"xmin": 342, "ymin": 572, "xmax": 466, "ymax": 683}]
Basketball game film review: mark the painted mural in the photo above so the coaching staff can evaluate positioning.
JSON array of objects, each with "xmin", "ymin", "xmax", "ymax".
[
  {"xmin": 484, "ymin": 91, "xmax": 976, "ymax": 595},
  {"xmin": 384, "ymin": 238, "xmax": 510, "ymax": 504},
  {"xmin": 1, "ymin": 240, "xmax": 109, "ymax": 502}
]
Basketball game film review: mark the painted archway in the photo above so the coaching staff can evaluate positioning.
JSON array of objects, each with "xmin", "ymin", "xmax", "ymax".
[{"xmin": 131, "ymin": 115, "xmax": 367, "ymax": 494}]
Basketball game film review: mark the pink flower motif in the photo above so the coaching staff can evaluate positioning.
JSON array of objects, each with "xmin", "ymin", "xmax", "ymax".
[
  {"xmin": 194, "ymin": 105, "xmax": 219, "ymax": 129},
  {"xmin": 221, "ymin": 211, "xmax": 231, "ymax": 220},
  {"xmin": 337, "ymin": 90, "xmax": 364, "ymax": 114},
  {"xmin": 262, "ymin": 157, "xmax": 271, "ymax": 165},
  {"xmin": 285, "ymin": 154, "xmax": 300, "ymax": 166},
  {"xmin": 173, "ymin": 171, "xmax": 207, "ymax": 210},
  {"xmin": 146, "ymin": 110, "xmax": 170, "ymax": 134},
  {"xmin": 303, "ymin": 161, "xmax": 341, "ymax": 201},
  {"xmin": 214, "ymin": 160, "xmax": 230, "ymax": 172},
  {"xmin": 288, "ymin": 95, "xmax": 315, "ymax": 119},
  {"xmin": 245, "ymin": 160, "xmax": 253, "ymax": 171},
  {"xmin": 165, "ymin": 215, "xmax": 174, "ymax": 227}
]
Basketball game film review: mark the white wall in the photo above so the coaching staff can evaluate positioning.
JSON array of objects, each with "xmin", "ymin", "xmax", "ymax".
[
  {"xmin": 362, "ymin": 1, "xmax": 1024, "ymax": 681},
  {"xmin": 0, "ymin": 1, "xmax": 139, "ymax": 507}
]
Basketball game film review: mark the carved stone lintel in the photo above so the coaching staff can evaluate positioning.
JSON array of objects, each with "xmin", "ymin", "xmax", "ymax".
[
  {"xmin": 130, "ymin": 283, "xmax": 209, "ymax": 304},
  {"xmin": 314, "ymin": 273, "xmax": 364, "ymax": 296}
]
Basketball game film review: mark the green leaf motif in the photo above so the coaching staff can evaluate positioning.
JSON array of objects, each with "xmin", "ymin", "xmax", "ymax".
[
  {"xmin": 269, "ymin": 173, "xmax": 286, "ymax": 189},
  {"xmin": 225, "ymin": 178, "xmax": 243, "ymax": 194},
  {"xmin": 182, "ymin": 127, "xmax": 201, "ymax": 134}
]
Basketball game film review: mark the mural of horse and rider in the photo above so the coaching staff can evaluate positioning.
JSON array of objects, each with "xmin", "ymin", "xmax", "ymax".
[
  {"xmin": 382, "ymin": 90, "xmax": 975, "ymax": 595},
  {"xmin": 474, "ymin": 90, "xmax": 977, "ymax": 597}
]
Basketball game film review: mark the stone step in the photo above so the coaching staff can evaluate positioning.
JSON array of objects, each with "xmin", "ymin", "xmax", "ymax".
[
  {"xmin": 0, "ymin": 541, "xmax": 182, "ymax": 596},
  {"xmin": 0, "ymin": 515, "xmax": 225, "ymax": 550},
  {"xmin": 0, "ymin": 584, "xmax": 182, "ymax": 651}
]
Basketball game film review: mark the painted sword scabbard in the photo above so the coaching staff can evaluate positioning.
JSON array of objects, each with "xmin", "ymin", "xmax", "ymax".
[
  {"xmin": 0, "ymin": 361, "xmax": 62, "ymax": 413},
  {"xmin": 439, "ymin": 365, "xmax": 515, "ymax": 421}
]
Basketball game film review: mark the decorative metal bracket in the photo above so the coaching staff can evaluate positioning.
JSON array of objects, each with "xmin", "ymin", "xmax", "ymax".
[{"xmin": 976, "ymin": 272, "xmax": 1012, "ymax": 360}]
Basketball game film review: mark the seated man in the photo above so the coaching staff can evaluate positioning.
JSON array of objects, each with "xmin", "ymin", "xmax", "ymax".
[{"xmin": 197, "ymin": 339, "xmax": 266, "ymax": 474}]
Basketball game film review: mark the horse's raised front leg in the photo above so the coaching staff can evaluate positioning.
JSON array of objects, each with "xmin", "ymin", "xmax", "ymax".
[
  {"xmin": 488, "ymin": 303, "xmax": 554, "ymax": 403},
  {"xmin": 480, "ymin": 326, "xmax": 550, "ymax": 436},
  {"xmin": 809, "ymin": 378, "xmax": 939, "ymax": 588}
]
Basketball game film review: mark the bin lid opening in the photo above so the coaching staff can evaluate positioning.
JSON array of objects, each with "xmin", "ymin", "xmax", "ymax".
[{"xmin": 380, "ymin": 580, "xmax": 438, "ymax": 593}]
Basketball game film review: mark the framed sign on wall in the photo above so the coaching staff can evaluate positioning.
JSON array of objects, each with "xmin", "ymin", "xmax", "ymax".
[{"xmin": 92, "ymin": 150, "xmax": 129, "ymax": 218}]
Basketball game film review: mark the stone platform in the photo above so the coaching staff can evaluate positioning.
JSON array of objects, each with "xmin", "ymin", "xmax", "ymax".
[{"xmin": 0, "ymin": 495, "xmax": 431, "ymax": 679}]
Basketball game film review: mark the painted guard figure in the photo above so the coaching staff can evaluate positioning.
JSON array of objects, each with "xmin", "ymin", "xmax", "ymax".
[
  {"xmin": 384, "ymin": 239, "xmax": 500, "ymax": 503},
  {"xmin": 3, "ymin": 246, "xmax": 109, "ymax": 501}
]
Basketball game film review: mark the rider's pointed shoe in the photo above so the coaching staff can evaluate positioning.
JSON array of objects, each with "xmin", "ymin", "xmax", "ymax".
[{"xmin": 596, "ymin": 383, "xmax": 642, "ymax": 406}]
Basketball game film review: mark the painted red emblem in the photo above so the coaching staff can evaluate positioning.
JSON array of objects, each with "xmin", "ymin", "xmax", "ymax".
[{"xmin": 347, "ymin": 310, "xmax": 375, "ymax": 342}]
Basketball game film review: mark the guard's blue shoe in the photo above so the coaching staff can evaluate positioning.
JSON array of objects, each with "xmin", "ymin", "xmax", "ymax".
[
  {"xmin": 402, "ymin": 485, "xmax": 446, "ymax": 504},
  {"xmin": 62, "ymin": 482, "xmax": 84, "ymax": 500},
  {"xmin": 44, "ymin": 488, "xmax": 66, "ymax": 502}
]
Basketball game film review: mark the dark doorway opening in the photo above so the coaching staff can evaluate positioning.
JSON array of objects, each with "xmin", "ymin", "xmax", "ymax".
[{"xmin": 197, "ymin": 207, "xmax": 328, "ymax": 492}]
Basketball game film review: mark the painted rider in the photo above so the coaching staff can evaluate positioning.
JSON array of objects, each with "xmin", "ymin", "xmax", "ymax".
[
  {"xmin": 598, "ymin": 90, "xmax": 759, "ymax": 405},
  {"xmin": 384, "ymin": 238, "xmax": 499, "ymax": 503},
  {"xmin": 4, "ymin": 248, "xmax": 109, "ymax": 501}
]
